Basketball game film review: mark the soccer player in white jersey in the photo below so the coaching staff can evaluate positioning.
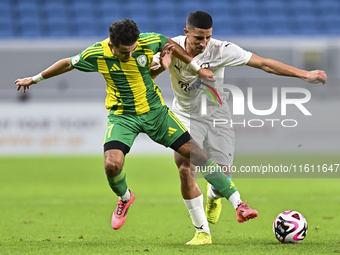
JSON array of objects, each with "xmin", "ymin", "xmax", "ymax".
[{"xmin": 152, "ymin": 11, "xmax": 327, "ymax": 245}]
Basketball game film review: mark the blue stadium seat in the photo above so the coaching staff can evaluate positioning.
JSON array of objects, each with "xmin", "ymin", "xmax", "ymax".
[
  {"xmin": 151, "ymin": 1, "xmax": 177, "ymax": 16},
  {"xmin": 99, "ymin": 2, "xmax": 124, "ymax": 23},
  {"xmin": 0, "ymin": 5, "xmax": 11, "ymax": 23},
  {"xmin": 0, "ymin": 20, "xmax": 13, "ymax": 37},
  {"xmin": 240, "ymin": 15, "xmax": 264, "ymax": 36},
  {"xmin": 20, "ymin": 21, "xmax": 43, "ymax": 37},
  {"xmin": 322, "ymin": 14, "xmax": 340, "ymax": 35},
  {"xmin": 212, "ymin": 1, "xmax": 239, "ymax": 18},
  {"xmin": 313, "ymin": 0, "xmax": 340, "ymax": 16},
  {"xmin": 1, "ymin": 0, "xmax": 338, "ymax": 37},
  {"xmin": 233, "ymin": 0, "xmax": 259, "ymax": 17},
  {"xmin": 17, "ymin": 1, "xmax": 42, "ymax": 31},
  {"xmin": 72, "ymin": 2, "xmax": 94, "ymax": 20},
  {"xmin": 288, "ymin": 0, "xmax": 314, "ymax": 16},
  {"xmin": 46, "ymin": 16, "xmax": 69, "ymax": 37},
  {"xmin": 210, "ymin": 14, "xmax": 234, "ymax": 35},
  {"xmin": 75, "ymin": 22, "xmax": 97, "ymax": 37},
  {"xmin": 259, "ymin": 1, "xmax": 289, "ymax": 17},
  {"xmin": 266, "ymin": 15, "xmax": 291, "ymax": 35},
  {"xmin": 289, "ymin": 14, "xmax": 319, "ymax": 35},
  {"xmin": 45, "ymin": 3, "xmax": 67, "ymax": 21}
]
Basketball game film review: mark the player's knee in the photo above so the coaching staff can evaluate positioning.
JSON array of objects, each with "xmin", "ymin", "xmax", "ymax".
[
  {"xmin": 178, "ymin": 163, "xmax": 191, "ymax": 180},
  {"xmin": 104, "ymin": 158, "xmax": 123, "ymax": 177}
]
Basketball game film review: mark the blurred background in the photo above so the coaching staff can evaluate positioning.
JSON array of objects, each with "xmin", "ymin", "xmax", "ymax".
[{"xmin": 0, "ymin": 0, "xmax": 339, "ymax": 156}]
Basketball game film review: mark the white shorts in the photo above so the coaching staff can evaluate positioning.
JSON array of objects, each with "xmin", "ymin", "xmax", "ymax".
[{"xmin": 175, "ymin": 104, "xmax": 235, "ymax": 166}]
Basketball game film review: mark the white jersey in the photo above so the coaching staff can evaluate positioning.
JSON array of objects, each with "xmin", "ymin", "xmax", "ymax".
[{"xmin": 167, "ymin": 36, "xmax": 252, "ymax": 119}]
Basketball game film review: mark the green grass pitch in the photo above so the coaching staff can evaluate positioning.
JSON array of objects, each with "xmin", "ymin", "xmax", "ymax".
[{"xmin": 0, "ymin": 154, "xmax": 339, "ymax": 254}]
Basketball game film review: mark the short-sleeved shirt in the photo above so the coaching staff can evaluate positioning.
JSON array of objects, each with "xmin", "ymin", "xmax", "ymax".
[
  {"xmin": 70, "ymin": 33, "xmax": 169, "ymax": 115},
  {"xmin": 167, "ymin": 36, "xmax": 253, "ymax": 119}
]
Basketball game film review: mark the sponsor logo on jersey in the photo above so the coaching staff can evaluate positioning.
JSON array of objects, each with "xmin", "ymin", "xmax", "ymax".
[
  {"xmin": 174, "ymin": 65, "xmax": 182, "ymax": 72},
  {"xmin": 137, "ymin": 55, "xmax": 147, "ymax": 66},
  {"xmin": 168, "ymin": 127, "xmax": 177, "ymax": 136},
  {"xmin": 110, "ymin": 64, "xmax": 120, "ymax": 71},
  {"xmin": 72, "ymin": 55, "xmax": 80, "ymax": 65}
]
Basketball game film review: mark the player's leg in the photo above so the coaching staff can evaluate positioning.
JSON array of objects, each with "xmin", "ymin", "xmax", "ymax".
[
  {"xmin": 174, "ymin": 151, "xmax": 211, "ymax": 245},
  {"xmin": 206, "ymin": 164, "xmax": 230, "ymax": 223},
  {"xmin": 143, "ymin": 106, "xmax": 211, "ymax": 244},
  {"xmin": 176, "ymin": 139, "xmax": 258, "ymax": 223},
  {"xmin": 202, "ymin": 106, "xmax": 257, "ymax": 223},
  {"xmin": 104, "ymin": 114, "xmax": 140, "ymax": 230},
  {"xmin": 171, "ymin": 114, "xmax": 211, "ymax": 244}
]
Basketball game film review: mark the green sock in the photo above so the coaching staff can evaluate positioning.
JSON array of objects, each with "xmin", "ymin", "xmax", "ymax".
[
  {"xmin": 199, "ymin": 158, "xmax": 237, "ymax": 199},
  {"xmin": 106, "ymin": 169, "xmax": 128, "ymax": 196}
]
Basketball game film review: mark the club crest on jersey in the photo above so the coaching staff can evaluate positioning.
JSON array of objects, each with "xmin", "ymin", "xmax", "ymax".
[
  {"xmin": 137, "ymin": 55, "xmax": 147, "ymax": 66},
  {"xmin": 200, "ymin": 63, "xmax": 210, "ymax": 69}
]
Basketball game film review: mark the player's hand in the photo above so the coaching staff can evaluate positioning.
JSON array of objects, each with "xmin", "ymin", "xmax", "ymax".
[
  {"xmin": 302, "ymin": 70, "xmax": 327, "ymax": 85},
  {"xmin": 14, "ymin": 77, "xmax": 35, "ymax": 93},
  {"xmin": 159, "ymin": 43, "xmax": 175, "ymax": 70},
  {"xmin": 198, "ymin": 68, "xmax": 215, "ymax": 81}
]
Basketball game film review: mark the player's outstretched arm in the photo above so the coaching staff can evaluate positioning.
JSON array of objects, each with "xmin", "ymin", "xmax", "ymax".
[
  {"xmin": 15, "ymin": 58, "xmax": 74, "ymax": 93},
  {"xmin": 166, "ymin": 37, "xmax": 214, "ymax": 80},
  {"xmin": 246, "ymin": 54, "xmax": 327, "ymax": 84}
]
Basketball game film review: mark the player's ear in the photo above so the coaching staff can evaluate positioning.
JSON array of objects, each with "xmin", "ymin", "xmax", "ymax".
[{"xmin": 184, "ymin": 28, "xmax": 189, "ymax": 36}]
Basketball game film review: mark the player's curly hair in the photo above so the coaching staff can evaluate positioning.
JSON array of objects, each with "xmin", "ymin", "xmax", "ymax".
[
  {"xmin": 186, "ymin": 11, "xmax": 213, "ymax": 30},
  {"xmin": 109, "ymin": 19, "xmax": 140, "ymax": 47}
]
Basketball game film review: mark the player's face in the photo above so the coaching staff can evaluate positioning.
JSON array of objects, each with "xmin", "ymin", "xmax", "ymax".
[
  {"xmin": 184, "ymin": 27, "xmax": 212, "ymax": 56},
  {"xmin": 110, "ymin": 42, "xmax": 137, "ymax": 62}
]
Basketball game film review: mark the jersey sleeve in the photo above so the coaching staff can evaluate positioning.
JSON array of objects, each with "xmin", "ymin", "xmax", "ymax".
[
  {"xmin": 140, "ymin": 32, "xmax": 168, "ymax": 54},
  {"xmin": 155, "ymin": 33, "xmax": 168, "ymax": 52},
  {"xmin": 220, "ymin": 42, "xmax": 252, "ymax": 67},
  {"xmin": 70, "ymin": 45, "xmax": 100, "ymax": 72}
]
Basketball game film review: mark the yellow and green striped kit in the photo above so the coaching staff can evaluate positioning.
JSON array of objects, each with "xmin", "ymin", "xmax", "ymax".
[{"xmin": 70, "ymin": 33, "xmax": 168, "ymax": 115}]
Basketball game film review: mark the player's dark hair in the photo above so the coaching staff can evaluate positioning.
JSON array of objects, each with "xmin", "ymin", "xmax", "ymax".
[
  {"xmin": 186, "ymin": 11, "xmax": 213, "ymax": 30},
  {"xmin": 109, "ymin": 19, "xmax": 140, "ymax": 47}
]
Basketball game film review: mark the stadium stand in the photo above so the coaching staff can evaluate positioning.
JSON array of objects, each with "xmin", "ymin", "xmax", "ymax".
[{"xmin": 0, "ymin": 0, "xmax": 339, "ymax": 38}]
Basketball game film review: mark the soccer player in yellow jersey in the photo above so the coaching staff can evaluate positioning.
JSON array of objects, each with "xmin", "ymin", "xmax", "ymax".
[{"xmin": 15, "ymin": 19, "xmax": 250, "ymax": 243}]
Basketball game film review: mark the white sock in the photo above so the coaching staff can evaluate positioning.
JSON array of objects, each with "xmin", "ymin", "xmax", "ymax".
[
  {"xmin": 183, "ymin": 195, "xmax": 210, "ymax": 235},
  {"xmin": 228, "ymin": 191, "xmax": 243, "ymax": 210},
  {"xmin": 120, "ymin": 189, "xmax": 131, "ymax": 202},
  {"xmin": 207, "ymin": 185, "xmax": 223, "ymax": 200}
]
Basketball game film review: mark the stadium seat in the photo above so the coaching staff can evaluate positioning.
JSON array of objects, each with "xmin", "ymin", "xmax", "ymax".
[
  {"xmin": 266, "ymin": 15, "xmax": 291, "ymax": 35},
  {"xmin": 0, "ymin": 20, "xmax": 13, "ymax": 37},
  {"xmin": 20, "ymin": 21, "xmax": 43, "ymax": 37},
  {"xmin": 288, "ymin": 13, "xmax": 319, "ymax": 35},
  {"xmin": 259, "ymin": 1, "xmax": 289, "ymax": 17},
  {"xmin": 99, "ymin": 2, "xmax": 124, "ymax": 24},
  {"xmin": 46, "ymin": 15, "xmax": 70, "ymax": 37},
  {"xmin": 288, "ymin": 0, "xmax": 314, "ymax": 16},
  {"xmin": 243, "ymin": 16, "xmax": 265, "ymax": 36},
  {"xmin": 234, "ymin": 0, "xmax": 259, "ymax": 17},
  {"xmin": 313, "ymin": 0, "xmax": 340, "ymax": 16},
  {"xmin": 322, "ymin": 14, "xmax": 340, "ymax": 35},
  {"xmin": 1, "ymin": 0, "xmax": 339, "ymax": 38},
  {"xmin": 0, "ymin": 4, "xmax": 11, "ymax": 23}
]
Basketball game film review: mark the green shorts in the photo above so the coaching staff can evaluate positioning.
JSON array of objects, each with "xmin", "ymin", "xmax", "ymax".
[{"xmin": 104, "ymin": 105, "xmax": 188, "ymax": 151}]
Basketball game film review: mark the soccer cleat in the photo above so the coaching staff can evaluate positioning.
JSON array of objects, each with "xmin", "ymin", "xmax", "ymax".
[
  {"xmin": 236, "ymin": 201, "xmax": 258, "ymax": 223},
  {"xmin": 186, "ymin": 232, "xmax": 212, "ymax": 245},
  {"xmin": 111, "ymin": 191, "xmax": 135, "ymax": 230},
  {"xmin": 205, "ymin": 183, "xmax": 222, "ymax": 224}
]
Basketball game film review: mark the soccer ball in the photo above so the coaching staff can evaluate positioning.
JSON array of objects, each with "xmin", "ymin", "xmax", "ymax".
[{"xmin": 273, "ymin": 210, "xmax": 308, "ymax": 243}]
